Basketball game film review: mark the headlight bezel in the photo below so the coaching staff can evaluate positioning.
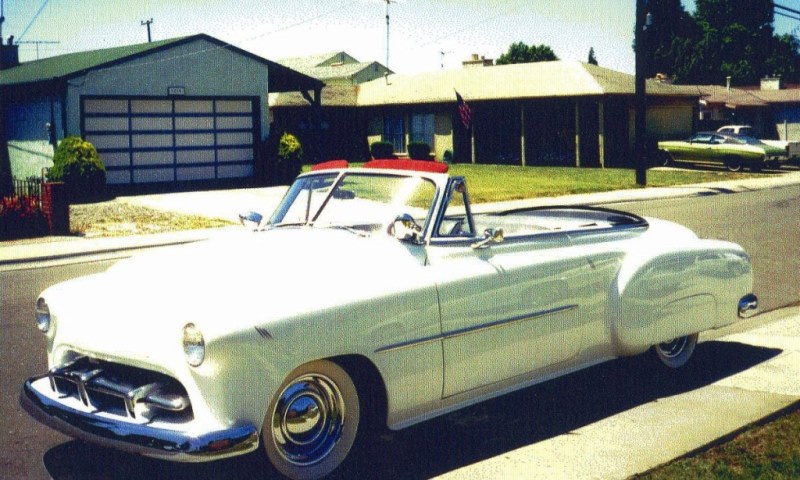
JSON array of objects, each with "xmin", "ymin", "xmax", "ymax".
[
  {"xmin": 182, "ymin": 322, "xmax": 205, "ymax": 367},
  {"xmin": 35, "ymin": 297, "xmax": 52, "ymax": 333}
]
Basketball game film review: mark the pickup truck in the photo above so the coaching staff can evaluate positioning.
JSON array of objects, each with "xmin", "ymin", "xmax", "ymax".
[{"xmin": 717, "ymin": 125, "xmax": 800, "ymax": 165}]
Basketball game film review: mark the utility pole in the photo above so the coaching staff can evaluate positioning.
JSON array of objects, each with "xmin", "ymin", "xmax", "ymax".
[
  {"xmin": 634, "ymin": 0, "xmax": 648, "ymax": 186},
  {"xmin": 141, "ymin": 18, "xmax": 153, "ymax": 43},
  {"xmin": 384, "ymin": 0, "xmax": 395, "ymax": 68}
]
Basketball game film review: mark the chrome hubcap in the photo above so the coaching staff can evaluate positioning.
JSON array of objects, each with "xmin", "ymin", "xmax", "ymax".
[
  {"xmin": 272, "ymin": 374, "xmax": 345, "ymax": 466},
  {"xmin": 657, "ymin": 336, "xmax": 688, "ymax": 359}
]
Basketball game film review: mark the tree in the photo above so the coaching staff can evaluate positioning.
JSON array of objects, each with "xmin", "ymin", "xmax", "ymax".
[
  {"xmin": 587, "ymin": 47, "xmax": 598, "ymax": 65},
  {"xmin": 637, "ymin": 0, "xmax": 697, "ymax": 78},
  {"xmin": 640, "ymin": 0, "xmax": 800, "ymax": 85},
  {"xmin": 496, "ymin": 41, "xmax": 558, "ymax": 65}
]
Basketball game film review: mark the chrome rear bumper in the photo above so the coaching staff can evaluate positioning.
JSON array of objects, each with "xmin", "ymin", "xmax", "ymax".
[{"xmin": 20, "ymin": 375, "xmax": 258, "ymax": 462}]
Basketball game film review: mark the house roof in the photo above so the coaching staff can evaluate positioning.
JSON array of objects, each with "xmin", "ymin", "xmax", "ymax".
[
  {"xmin": 277, "ymin": 51, "xmax": 351, "ymax": 71},
  {"xmin": 270, "ymin": 84, "xmax": 359, "ymax": 107},
  {"xmin": 693, "ymin": 85, "xmax": 769, "ymax": 107},
  {"xmin": 749, "ymin": 88, "xmax": 800, "ymax": 104},
  {"xmin": 355, "ymin": 60, "xmax": 698, "ymax": 106},
  {"xmin": 0, "ymin": 34, "xmax": 322, "ymax": 92}
]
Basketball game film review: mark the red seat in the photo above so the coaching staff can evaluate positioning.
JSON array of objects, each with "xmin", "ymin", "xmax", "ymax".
[
  {"xmin": 311, "ymin": 160, "xmax": 349, "ymax": 171},
  {"xmin": 364, "ymin": 159, "xmax": 448, "ymax": 174}
]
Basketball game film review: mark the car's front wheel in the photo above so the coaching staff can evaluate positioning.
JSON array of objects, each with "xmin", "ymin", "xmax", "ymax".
[
  {"xmin": 652, "ymin": 333, "xmax": 698, "ymax": 369},
  {"xmin": 263, "ymin": 360, "xmax": 360, "ymax": 480}
]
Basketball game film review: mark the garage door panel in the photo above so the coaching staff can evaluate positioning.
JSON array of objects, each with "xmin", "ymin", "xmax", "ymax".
[
  {"xmin": 132, "ymin": 117, "xmax": 173, "ymax": 131},
  {"xmin": 216, "ymin": 117, "xmax": 252, "ymax": 130},
  {"xmin": 216, "ymin": 100, "xmax": 252, "ymax": 113},
  {"xmin": 133, "ymin": 150, "xmax": 174, "ymax": 166},
  {"xmin": 176, "ymin": 133, "xmax": 214, "ymax": 147},
  {"xmin": 134, "ymin": 168, "xmax": 174, "ymax": 183},
  {"xmin": 131, "ymin": 100, "xmax": 172, "ymax": 114},
  {"xmin": 85, "ymin": 117, "xmax": 128, "ymax": 132},
  {"xmin": 85, "ymin": 99, "xmax": 128, "ymax": 114},
  {"xmin": 175, "ymin": 117, "xmax": 214, "ymax": 130},
  {"xmin": 175, "ymin": 100, "xmax": 213, "ymax": 113},
  {"xmin": 217, "ymin": 132, "xmax": 252, "ymax": 146},
  {"xmin": 177, "ymin": 149, "xmax": 215, "ymax": 164},
  {"xmin": 218, "ymin": 164, "xmax": 253, "ymax": 178},
  {"xmin": 88, "ymin": 134, "xmax": 129, "ymax": 149},
  {"xmin": 107, "ymin": 170, "xmax": 132, "ymax": 185},
  {"xmin": 102, "ymin": 152, "xmax": 131, "ymax": 167},
  {"xmin": 132, "ymin": 134, "xmax": 173, "ymax": 149},
  {"xmin": 218, "ymin": 148, "xmax": 253, "ymax": 162},
  {"xmin": 177, "ymin": 166, "xmax": 216, "ymax": 181}
]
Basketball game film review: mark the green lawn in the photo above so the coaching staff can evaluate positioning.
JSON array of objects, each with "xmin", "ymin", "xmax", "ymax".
[
  {"xmin": 634, "ymin": 407, "xmax": 800, "ymax": 479},
  {"xmin": 445, "ymin": 164, "xmax": 757, "ymax": 203}
]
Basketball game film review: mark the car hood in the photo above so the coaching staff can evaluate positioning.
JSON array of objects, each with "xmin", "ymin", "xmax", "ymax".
[{"xmin": 43, "ymin": 227, "xmax": 428, "ymax": 362}]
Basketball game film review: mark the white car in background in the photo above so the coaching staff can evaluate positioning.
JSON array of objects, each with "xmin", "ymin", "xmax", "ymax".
[{"xmin": 22, "ymin": 159, "xmax": 758, "ymax": 479}]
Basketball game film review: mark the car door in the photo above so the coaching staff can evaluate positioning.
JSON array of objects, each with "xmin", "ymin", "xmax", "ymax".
[{"xmin": 425, "ymin": 181, "xmax": 601, "ymax": 398}]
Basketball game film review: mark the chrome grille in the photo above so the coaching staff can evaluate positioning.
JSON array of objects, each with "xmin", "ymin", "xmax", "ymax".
[{"xmin": 48, "ymin": 356, "xmax": 192, "ymax": 420}]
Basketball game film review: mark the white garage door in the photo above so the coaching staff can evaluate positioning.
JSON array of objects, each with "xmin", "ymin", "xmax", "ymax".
[{"xmin": 82, "ymin": 96, "xmax": 257, "ymax": 185}]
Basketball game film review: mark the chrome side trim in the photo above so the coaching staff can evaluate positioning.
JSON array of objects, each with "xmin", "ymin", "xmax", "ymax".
[
  {"xmin": 738, "ymin": 293, "xmax": 758, "ymax": 318},
  {"xmin": 376, "ymin": 304, "xmax": 579, "ymax": 354},
  {"xmin": 20, "ymin": 376, "xmax": 258, "ymax": 462}
]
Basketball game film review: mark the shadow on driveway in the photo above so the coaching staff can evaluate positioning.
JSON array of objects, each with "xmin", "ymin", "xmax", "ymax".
[{"xmin": 42, "ymin": 341, "xmax": 781, "ymax": 479}]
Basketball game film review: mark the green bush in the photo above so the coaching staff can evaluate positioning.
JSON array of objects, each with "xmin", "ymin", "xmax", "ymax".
[
  {"xmin": 49, "ymin": 136, "xmax": 106, "ymax": 202},
  {"xmin": 407, "ymin": 142, "xmax": 431, "ymax": 160},
  {"xmin": 370, "ymin": 141, "xmax": 395, "ymax": 159},
  {"xmin": 277, "ymin": 132, "xmax": 303, "ymax": 183}
]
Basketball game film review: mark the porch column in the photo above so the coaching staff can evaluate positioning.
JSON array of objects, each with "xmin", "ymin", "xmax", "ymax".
[
  {"xmin": 470, "ymin": 121, "xmax": 476, "ymax": 164},
  {"xmin": 598, "ymin": 100, "xmax": 605, "ymax": 168},
  {"xmin": 520, "ymin": 104, "xmax": 526, "ymax": 166},
  {"xmin": 574, "ymin": 101, "xmax": 581, "ymax": 167}
]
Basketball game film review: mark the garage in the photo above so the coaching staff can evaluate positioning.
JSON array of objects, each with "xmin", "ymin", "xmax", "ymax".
[
  {"xmin": 83, "ymin": 96, "xmax": 258, "ymax": 185},
  {"xmin": 1, "ymin": 34, "xmax": 323, "ymax": 189}
]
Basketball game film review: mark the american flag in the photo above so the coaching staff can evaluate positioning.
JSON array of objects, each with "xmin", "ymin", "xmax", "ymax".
[{"xmin": 455, "ymin": 90, "xmax": 472, "ymax": 130}]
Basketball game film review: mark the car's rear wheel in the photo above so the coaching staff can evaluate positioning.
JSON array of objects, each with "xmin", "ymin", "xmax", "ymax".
[
  {"xmin": 658, "ymin": 150, "xmax": 672, "ymax": 167},
  {"xmin": 724, "ymin": 158, "xmax": 743, "ymax": 172},
  {"xmin": 263, "ymin": 360, "xmax": 360, "ymax": 480},
  {"xmin": 652, "ymin": 333, "xmax": 698, "ymax": 369}
]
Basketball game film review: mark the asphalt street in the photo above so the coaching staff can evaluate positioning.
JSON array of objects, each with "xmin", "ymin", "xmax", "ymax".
[{"xmin": 1, "ymin": 185, "xmax": 798, "ymax": 479}]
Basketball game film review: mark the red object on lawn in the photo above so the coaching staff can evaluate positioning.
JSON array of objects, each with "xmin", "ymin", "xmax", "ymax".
[{"xmin": 364, "ymin": 159, "xmax": 449, "ymax": 174}]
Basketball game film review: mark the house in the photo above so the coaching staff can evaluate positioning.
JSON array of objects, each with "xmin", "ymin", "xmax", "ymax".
[
  {"xmin": 695, "ymin": 77, "xmax": 800, "ymax": 140},
  {"xmin": 0, "ymin": 34, "xmax": 322, "ymax": 187},
  {"xmin": 272, "ymin": 58, "xmax": 700, "ymax": 167}
]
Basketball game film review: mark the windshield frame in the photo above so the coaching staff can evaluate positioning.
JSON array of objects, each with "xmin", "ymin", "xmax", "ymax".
[{"xmin": 267, "ymin": 170, "xmax": 444, "ymax": 238}]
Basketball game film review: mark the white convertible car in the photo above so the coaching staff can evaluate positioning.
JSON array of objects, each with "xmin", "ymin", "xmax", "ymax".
[{"xmin": 22, "ymin": 159, "xmax": 758, "ymax": 479}]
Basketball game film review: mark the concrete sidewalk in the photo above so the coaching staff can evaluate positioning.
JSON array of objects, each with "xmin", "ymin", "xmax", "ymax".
[
  {"xmin": 2, "ymin": 170, "xmax": 800, "ymax": 267},
  {"xmin": 435, "ymin": 307, "xmax": 800, "ymax": 480}
]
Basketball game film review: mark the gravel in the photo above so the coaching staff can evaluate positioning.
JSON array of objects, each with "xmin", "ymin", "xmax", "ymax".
[{"xmin": 70, "ymin": 201, "xmax": 233, "ymax": 237}]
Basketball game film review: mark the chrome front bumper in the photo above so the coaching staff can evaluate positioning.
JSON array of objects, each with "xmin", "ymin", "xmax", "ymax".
[{"xmin": 20, "ymin": 375, "xmax": 258, "ymax": 462}]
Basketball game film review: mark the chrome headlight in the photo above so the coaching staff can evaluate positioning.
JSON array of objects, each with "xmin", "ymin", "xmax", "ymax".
[
  {"xmin": 35, "ymin": 297, "xmax": 52, "ymax": 333},
  {"xmin": 182, "ymin": 323, "xmax": 205, "ymax": 367}
]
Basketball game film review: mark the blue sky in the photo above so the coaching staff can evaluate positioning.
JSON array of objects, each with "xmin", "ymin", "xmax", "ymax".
[{"xmin": 1, "ymin": 1, "xmax": 797, "ymax": 75}]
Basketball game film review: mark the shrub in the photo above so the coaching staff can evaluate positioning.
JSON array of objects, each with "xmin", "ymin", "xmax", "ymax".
[
  {"xmin": 443, "ymin": 150, "xmax": 453, "ymax": 164},
  {"xmin": 49, "ymin": 136, "xmax": 106, "ymax": 202},
  {"xmin": 370, "ymin": 141, "xmax": 395, "ymax": 159},
  {"xmin": 0, "ymin": 195, "xmax": 47, "ymax": 239},
  {"xmin": 407, "ymin": 142, "xmax": 431, "ymax": 160},
  {"xmin": 277, "ymin": 132, "xmax": 303, "ymax": 183}
]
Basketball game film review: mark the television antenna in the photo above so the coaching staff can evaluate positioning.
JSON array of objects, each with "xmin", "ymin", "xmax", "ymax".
[
  {"xmin": 384, "ymin": 0, "xmax": 395, "ymax": 68},
  {"xmin": 440, "ymin": 50, "xmax": 452, "ymax": 68},
  {"xmin": 16, "ymin": 40, "xmax": 60, "ymax": 60}
]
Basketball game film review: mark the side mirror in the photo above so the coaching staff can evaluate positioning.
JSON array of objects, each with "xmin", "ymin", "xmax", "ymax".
[
  {"xmin": 238, "ymin": 211, "xmax": 264, "ymax": 231},
  {"xmin": 471, "ymin": 228, "xmax": 504, "ymax": 249},
  {"xmin": 389, "ymin": 214, "xmax": 422, "ymax": 243}
]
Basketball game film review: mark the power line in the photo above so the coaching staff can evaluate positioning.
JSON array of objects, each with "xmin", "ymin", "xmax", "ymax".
[
  {"xmin": 776, "ymin": 3, "xmax": 800, "ymax": 17},
  {"xmin": 776, "ymin": 11, "xmax": 800, "ymax": 22}
]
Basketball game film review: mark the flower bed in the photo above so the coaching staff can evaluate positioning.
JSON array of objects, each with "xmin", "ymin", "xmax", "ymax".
[{"xmin": 0, "ymin": 195, "xmax": 48, "ymax": 240}]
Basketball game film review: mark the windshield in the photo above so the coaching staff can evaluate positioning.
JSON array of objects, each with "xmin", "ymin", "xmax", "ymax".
[{"xmin": 268, "ymin": 172, "xmax": 437, "ymax": 234}]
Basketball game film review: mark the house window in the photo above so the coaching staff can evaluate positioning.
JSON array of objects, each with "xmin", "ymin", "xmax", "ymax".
[
  {"xmin": 384, "ymin": 115, "xmax": 405, "ymax": 153},
  {"xmin": 410, "ymin": 114, "xmax": 435, "ymax": 147}
]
